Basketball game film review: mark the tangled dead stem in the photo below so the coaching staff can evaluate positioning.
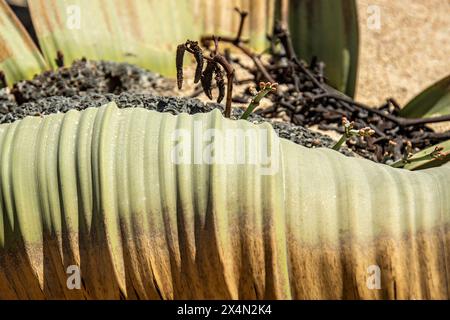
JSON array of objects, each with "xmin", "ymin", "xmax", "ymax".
[{"xmin": 183, "ymin": 9, "xmax": 450, "ymax": 164}]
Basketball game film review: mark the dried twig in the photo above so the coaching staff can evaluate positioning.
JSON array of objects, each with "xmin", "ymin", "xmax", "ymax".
[
  {"xmin": 233, "ymin": 7, "xmax": 248, "ymax": 44},
  {"xmin": 0, "ymin": 71, "xmax": 6, "ymax": 89},
  {"xmin": 201, "ymin": 8, "xmax": 274, "ymax": 83},
  {"xmin": 176, "ymin": 44, "xmax": 186, "ymax": 89},
  {"xmin": 190, "ymin": 78, "xmax": 254, "ymax": 99},
  {"xmin": 55, "ymin": 50, "xmax": 65, "ymax": 68},
  {"xmin": 176, "ymin": 38, "xmax": 235, "ymax": 118},
  {"xmin": 200, "ymin": 60, "xmax": 215, "ymax": 99},
  {"xmin": 315, "ymin": 92, "xmax": 450, "ymax": 127}
]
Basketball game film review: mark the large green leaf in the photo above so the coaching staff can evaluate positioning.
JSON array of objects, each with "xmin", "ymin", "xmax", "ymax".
[
  {"xmin": 399, "ymin": 75, "xmax": 450, "ymax": 118},
  {"xmin": 0, "ymin": 0, "xmax": 47, "ymax": 84},
  {"xmin": 28, "ymin": 0, "xmax": 200, "ymax": 77},
  {"xmin": 27, "ymin": 0, "xmax": 274, "ymax": 77},
  {"xmin": 288, "ymin": 0, "xmax": 359, "ymax": 97},
  {"xmin": 1, "ymin": 102, "xmax": 450, "ymax": 299}
]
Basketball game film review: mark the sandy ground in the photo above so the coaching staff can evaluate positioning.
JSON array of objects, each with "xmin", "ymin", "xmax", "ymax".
[{"xmin": 355, "ymin": 0, "xmax": 450, "ymax": 107}]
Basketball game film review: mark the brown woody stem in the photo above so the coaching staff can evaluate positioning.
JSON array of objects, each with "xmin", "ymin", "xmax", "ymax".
[
  {"xmin": 201, "ymin": 36, "xmax": 275, "ymax": 83},
  {"xmin": 234, "ymin": 8, "xmax": 248, "ymax": 44},
  {"xmin": 212, "ymin": 53, "xmax": 234, "ymax": 118},
  {"xmin": 316, "ymin": 92, "xmax": 450, "ymax": 127}
]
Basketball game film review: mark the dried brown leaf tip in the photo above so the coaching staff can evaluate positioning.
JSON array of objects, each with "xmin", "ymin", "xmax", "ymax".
[
  {"xmin": 55, "ymin": 50, "xmax": 65, "ymax": 68},
  {"xmin": 176, "ymin": 44, "xmax": 186, "ymax": 90},
  {"xmin": 201, "ymin": 60, "xmax": 215, "ymax": 100},
  {"xmin": 214, "ymin": 65, "xmax": 225, "ymax": 103},
  {"xmin": 186, "ymin": 41, "xmax": 203, "ymax": 84},
  {"xmin": 0, "ymin": 71, "xmax": 6, "ymax": 89}
]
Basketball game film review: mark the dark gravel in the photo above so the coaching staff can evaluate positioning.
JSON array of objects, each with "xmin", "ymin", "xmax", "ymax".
[
  {"xmin": 2, "ymin": 59, "xmax": 171, "ymax": 105},
  {"xmin": 0, "ymin": 59, "xmax": 353, "ymax": 156},
  {"xmin": 0, "ymin": 92, "xmax": 351, "ymax": 154}
]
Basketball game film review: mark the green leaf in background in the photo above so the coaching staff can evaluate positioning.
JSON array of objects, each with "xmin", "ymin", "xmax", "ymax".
[
  {"xmin": 0, "ymin": 0, "xmax": 47, "ymax": 84},
  {"xmin": 399, "ymin": 75, "xmax": 450, "ymax": 118},
  {"xmin": 2, "ymin": 103, "xmax": 450, "ymax": 298},
  {"xmin": 28, "ymin": 0, "xmax": 200, "ymax": 77},
  {"xmin": 287, "ymin": 0, "xmax": 359, "ymax": 97},
  {"xmin": 26, "ymin": 0, "xmax": 274, "ymax": 78},
  {"xmin": 391, "ymin": 139, "xmax": 450, "ymax": 170}
]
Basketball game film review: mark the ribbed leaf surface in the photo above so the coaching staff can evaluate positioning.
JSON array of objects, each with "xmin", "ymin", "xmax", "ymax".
[{"xmin": 1, "ymin": 103, "xmax": 450, "ymax": 299}]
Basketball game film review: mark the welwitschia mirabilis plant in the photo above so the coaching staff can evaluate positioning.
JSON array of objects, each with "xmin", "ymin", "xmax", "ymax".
[{"xmin": 1, "ymin": 102, "xmax": 450, "ymax": 299}]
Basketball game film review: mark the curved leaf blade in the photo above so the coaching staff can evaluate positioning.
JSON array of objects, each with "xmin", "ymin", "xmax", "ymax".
[
  {"xmin": 399, "ymin": 75, "xmax": 450, "ymax": 118},
  {"xmin": 1, "ymin": 103, "xmax": 450, "ymax": 298},
  {"xmin": 28, "ymin": 0, "xmax": 200, "ymax": 77},
  {"xmin": 28, "ymin": 0, "xmax": 274, "ymax": 78},
  {"xmin": 0, "ymin": 0, "xmax": 47, "ymax": 84},
  {"xmin": 288, "ymin": 0, "xmax": 359, "ymax": 97}
]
